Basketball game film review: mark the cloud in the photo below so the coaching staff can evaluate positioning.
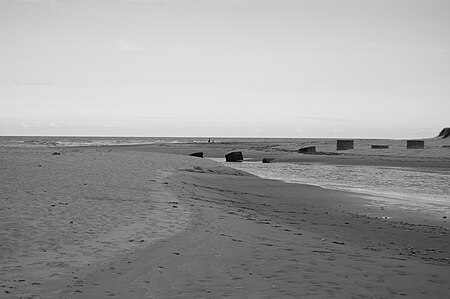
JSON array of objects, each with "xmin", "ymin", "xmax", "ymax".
[
  {"xmin": 170, "ymin": 47, "xmax": 198, "ymax": 54},
  {"xmin": 0, "ymin": 0, "xmax": 60, "ymax": 4},
  {"xmin": 290, "ymin": 44, "xmax": 319, "ymax": 49},
  {"xmin": 117, "ymin": 41, "xmax": 144, "ymax": 52},
  {"xmin": 298, "ymin": 116, "xmax": 350, "ymax": 123},
  {"xmin": 85, "ymin": 41, "xmax": 144, "ymax": 52},
  {"xmin": 433, "ymin": 47, "xmax": 450, "ymax": 53},
  {"xmin": 15, "ymin": 80, "xmax": 51, "ymax": 86},
  {"xmin": 364, "ymin": 41, "xmax": 383, "ymax": 47}
]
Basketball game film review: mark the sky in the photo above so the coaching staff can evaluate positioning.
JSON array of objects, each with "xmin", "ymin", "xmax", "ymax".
[{"xmin": 0, "ymin": 0, "xmax": 449, "ymax": 138}]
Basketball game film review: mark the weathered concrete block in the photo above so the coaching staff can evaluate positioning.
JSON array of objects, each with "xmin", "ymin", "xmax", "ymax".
[
  {"xmin": 336, "ymin": 140, "xmax": 354, "ymax": 150},
  {"xmin": 407, "ymin": 140, "xmax": 424, "ymax": 149},
  {"xmin": 225, "ymin": 151, "xmax": 243, "ymax": 162},
  {"xmin": 262, "ymin": 158, "xmax": 274, "ymax": 163},
  {"xmin": 189, "ymin": 152, "xmax": 204, "ymax": 158}
]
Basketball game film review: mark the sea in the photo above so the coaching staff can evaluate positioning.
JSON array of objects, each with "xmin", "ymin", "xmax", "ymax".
[
  {"xmin": 2, "ymin": 135, "xmax": 449, "ymax": 216},
  {"xmin": 0, "ymin": 135, "xmax": 208, "ymax": 148}
]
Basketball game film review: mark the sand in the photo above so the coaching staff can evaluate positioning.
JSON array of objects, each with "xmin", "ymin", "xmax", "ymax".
[
  {"xmin": 0, "ymin": 143, "xmax": 449, "ymax": 298},
  {"xmin": 116, "ymin": 137, "xmax": 450, "ymax": 168}
]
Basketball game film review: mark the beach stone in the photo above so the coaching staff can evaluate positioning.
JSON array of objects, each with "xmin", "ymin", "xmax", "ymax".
[
  {"xmin": 189, "ymin": 152, "xmax": 204, "ymax": 158},
  {"xmin": 298, "ymin": 146, "xmax": 316, "ymax": 154},
  {"xmin": 437, "ymin": 127, "xmax": 450, "ymax": 138},
  {"xmin": 225, "ymin": 151, "xmax": 243, "ymax": 162}
]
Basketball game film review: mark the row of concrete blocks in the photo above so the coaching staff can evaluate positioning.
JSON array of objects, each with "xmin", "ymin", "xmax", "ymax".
[
  {"xmin": 336, "ymin": 140, "xmax": 426, "ymax": 150},
  {"xmin": 297, "ymin": 140, "xmax": 428, "ymax": 152}
]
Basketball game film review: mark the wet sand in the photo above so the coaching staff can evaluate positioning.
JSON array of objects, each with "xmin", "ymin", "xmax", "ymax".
[
  {"xmin": 0, "ymin": 143, "xmax": 449, "ymax": 298},
  {"xmin": 116, "ymin": 137, "xmax": 450, "ymax": 168}
]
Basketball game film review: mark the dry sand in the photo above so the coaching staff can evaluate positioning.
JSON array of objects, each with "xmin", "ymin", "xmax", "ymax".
[{"xmin": 0, "ymin": 143, "xmax": 449, "ymax": 298}]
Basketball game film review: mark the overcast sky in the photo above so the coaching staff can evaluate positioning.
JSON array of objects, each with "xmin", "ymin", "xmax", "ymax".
[{"xmin": 1, "ymin": 0, "xmax": 449, "ymax": 138}]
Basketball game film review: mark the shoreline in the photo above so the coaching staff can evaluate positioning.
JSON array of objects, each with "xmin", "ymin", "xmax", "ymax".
[
  {"xmin": 2, "ymin": 135, "xmax": 449, "ymax": 168},
  {"xmin": 211, "ymin": 158, "xmax": 450, "ymax": 222},
  {"xmin": 1, "ymin": 145, "xmax": 449, "ymax": 297},
  {"xmin": 113, "ymin": 138, "xmax": 450, "ymax": 168}
]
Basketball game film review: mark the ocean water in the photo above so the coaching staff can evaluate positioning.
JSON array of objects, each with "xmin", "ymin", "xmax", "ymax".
[
  {"xmin": 0, "ymin": 136, "xmax": 309, "ymax": 148},
  {"xmin": 213, "ymin": 159, "xmax": 450, "ymax": 215},
  {"xmin": 0, "ymin": 136, "xmax": 213, "ymax": 148}
]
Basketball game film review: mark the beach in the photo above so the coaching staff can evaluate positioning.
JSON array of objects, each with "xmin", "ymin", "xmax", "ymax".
[
  {"xmin": 1, "ymin": 140, "xmax": 449, "ymax": 298},
  {"xmin": 2, "ymin": 0, "xmax": 449, "ymax": 297}
]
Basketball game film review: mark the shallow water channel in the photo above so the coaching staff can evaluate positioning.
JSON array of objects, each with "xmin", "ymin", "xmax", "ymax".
[{"xmin": 212, "ymin": 159, "xmax": 450, "ymax": 216}]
